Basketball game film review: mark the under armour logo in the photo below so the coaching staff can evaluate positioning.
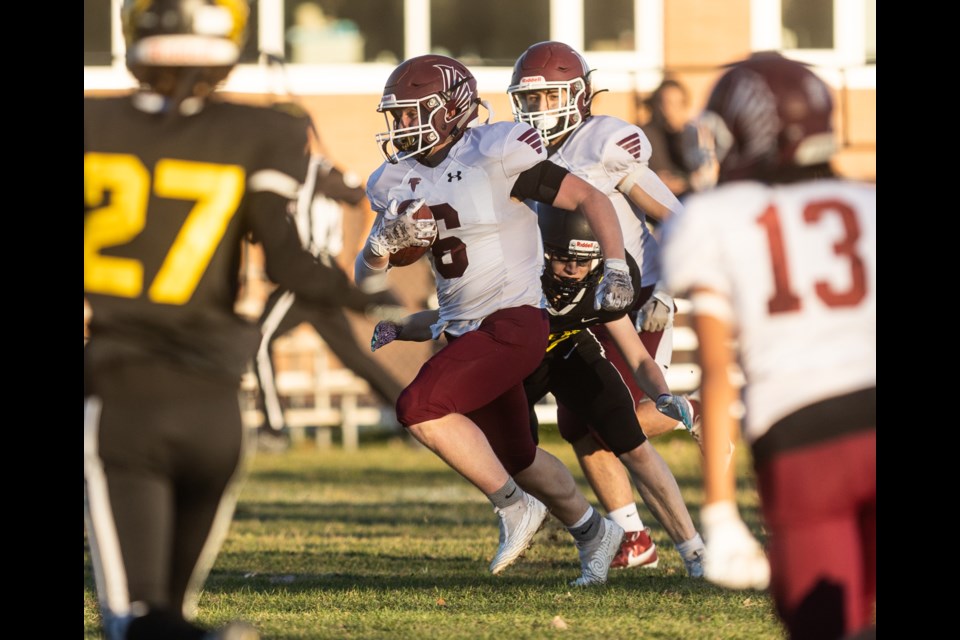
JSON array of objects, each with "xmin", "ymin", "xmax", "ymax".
[
  {"xmin": 447, "ymin": 171, "xmax": 462, "ymax": 182},
  {"xmin": 409, "ymin": 177, "xmax": 422, "ymax": 191}
]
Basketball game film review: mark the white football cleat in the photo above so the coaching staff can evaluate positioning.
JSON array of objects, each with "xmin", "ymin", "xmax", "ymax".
[
  {"xmin": 490, "ymin": 494, "xmax": 549, "ymax": 575},
  {"xmin": 570, "ymin": 518, "xmax": 625, "ymax": 586}
]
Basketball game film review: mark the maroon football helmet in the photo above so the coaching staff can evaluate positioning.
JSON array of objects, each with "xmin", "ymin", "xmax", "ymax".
[
  {"xmin": 508, "ymin": 41, "xmax": 594, "ymax": 145},
  {"xmin": 376, "ymin": 55, "xmax": 480, "ymax": 163},
  {"xmin": 702, "ymin": 52, "xmax": 836, "ymax": 183}
]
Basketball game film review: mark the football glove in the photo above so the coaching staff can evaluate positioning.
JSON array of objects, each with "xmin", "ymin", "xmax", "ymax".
[
  {"xmin": 594, "ymin": 258, "xmax": 634, "ymax": 312},
  {"xmin": 368, "ymin": 198, "xmax": 436, "ymax": 258},
  {"xmin": 701, "ymin": 501, "xmax": 770, "ymax": 590},
  {"xmin": 638, "ymin": 290, "xmax": 673, "ymax": 332},
  {"xmin": 370, "ymin": 320, "xmax": 402, "ymax": 352},
  {"xmin": 656, "ymin": 393, "xmax": 694, "ymax": 431}
]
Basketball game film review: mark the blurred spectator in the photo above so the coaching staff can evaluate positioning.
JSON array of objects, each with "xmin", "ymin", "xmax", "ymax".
[{"xmin": 640, "ymin": 79, "xmax": 702, "ymax": 203}]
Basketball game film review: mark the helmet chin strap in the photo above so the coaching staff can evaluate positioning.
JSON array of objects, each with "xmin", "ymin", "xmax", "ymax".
[
  {"xmin": 478, "ymin": 99, "xmax": 494, "ymax": 124},
  {"xmin": 449, "ymin": 98, "xmax": 481, "ymax": 138}
]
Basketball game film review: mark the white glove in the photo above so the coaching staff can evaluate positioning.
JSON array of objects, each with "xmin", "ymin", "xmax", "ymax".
[
  {"xmin": 638, "ymin": 290, "xmax": 673, "ymax": 332},
  {"xmin": 594, "ymin": 258, "xmax": 634, "ymax": 312},
  {"xmin": 370, "ymin": 320, "xmax": 402, "ymax": 352},
  {"xmin": 656, "ymin": 393, "xmax": 694, "ymax": 431},
  {"xmin": 368, "ymin": 198, "xmax": 437, "ymax": 257},
  {"xmin": 701, "ymin": 501, "xmax": 771, "ymax": 590}
]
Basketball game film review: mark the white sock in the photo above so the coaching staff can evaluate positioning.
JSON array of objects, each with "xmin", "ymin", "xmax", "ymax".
[
  {"xmin": 607, "ymin": 504, "xmax": 644, "ymax": 533},
  {"xmin": 675, "ymin": 533, "xmax": 705, "ymax": 560}
]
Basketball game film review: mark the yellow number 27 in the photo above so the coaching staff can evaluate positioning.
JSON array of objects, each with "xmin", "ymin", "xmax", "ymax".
[{"xmin": 84, "ymin": 153, "xmax": 245, "ymax": 305}]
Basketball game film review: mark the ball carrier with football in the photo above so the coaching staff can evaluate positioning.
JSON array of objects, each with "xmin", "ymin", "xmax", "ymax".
[
  {"xmin": 377, "ymin": 199, "xmax": 436, "ymax": 267},
  {"xmin": 353, "ymin": 54, "xmax": 692, "ymax": 586}
]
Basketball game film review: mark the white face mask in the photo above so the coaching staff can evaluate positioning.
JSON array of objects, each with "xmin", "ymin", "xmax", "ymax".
[
  {"xmin": 531, "ymin": 113, "xmax": 560, "ymax": 133},
  {"xmin": 508, "ymin": 81, "xmax": 585, "ymax": 145}
]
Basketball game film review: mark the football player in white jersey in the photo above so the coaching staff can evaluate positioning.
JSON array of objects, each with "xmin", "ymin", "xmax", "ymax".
[
  {"xmin": 508, "ymin": 41, "xmax": 706, "ymax": 574},
  {"xmin": 662, "ymin": 53, "xmax": 875, "ymax": 639},
  {"xmin": 354, "ymin": 54, "xmax": 636, "ymax": 585}
]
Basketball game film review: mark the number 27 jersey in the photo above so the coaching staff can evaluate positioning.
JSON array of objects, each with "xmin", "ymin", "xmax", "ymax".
[{"xmin": 663, "ymin": 179, "xmax": 876, "ymax": 442}]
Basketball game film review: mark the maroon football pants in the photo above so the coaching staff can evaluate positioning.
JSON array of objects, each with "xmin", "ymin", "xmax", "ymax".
[
  {"xmin": 756, "ymin": 429, "xmax": 876, "ymax": 640},
  {"xmin": 396, "ymin": 305, "xmax": 549, "ymax": 475}
]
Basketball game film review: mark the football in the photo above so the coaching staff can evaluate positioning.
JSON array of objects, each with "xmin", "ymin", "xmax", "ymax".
[{"xmin": 388, "ymin": 201, "xmax": 436, "ymax": 267}]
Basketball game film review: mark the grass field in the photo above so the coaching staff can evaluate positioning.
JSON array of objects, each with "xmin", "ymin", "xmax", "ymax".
[{"xmin": 84, "ymin": 428, "xmax": 783, "ymax": 639}]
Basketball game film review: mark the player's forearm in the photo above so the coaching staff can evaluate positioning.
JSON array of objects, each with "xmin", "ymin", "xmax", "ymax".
[
  {"xmin": 606, "ymin": 316, "xmax": 667, "ymax": 397},
  {"xmin": 398, "ymin": 310, "xmax": 440, "ymax": 342},
  {"xmin": 577, "ymin": 189, "xmax": 625, "ymax": 261},
  {"xmin": 553, "ymin": 174, "xmax": 625, "ymax": 261},
  {"xmin": 354, "ymin": 242, "xmax": 390, "ymax": 288},
  {"xmin": 694, "ymin": 313, "xmax": 739, "ymax": 505},
  {"xmin": 618, "ymin": 165, "xmax": 684, "ymax": 223},
  {"xmin": 633, "ymin": 356, "xmax": 671, "ymax": 400}
]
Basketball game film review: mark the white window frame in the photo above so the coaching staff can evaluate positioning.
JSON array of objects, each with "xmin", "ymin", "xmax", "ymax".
[
  {"xmin": 85, "ymin": 0, "xmax": 665, "ymax": 94},
  {"xmin": 750, "ymin": 0, "xmax": 875, "ymax": 89}
]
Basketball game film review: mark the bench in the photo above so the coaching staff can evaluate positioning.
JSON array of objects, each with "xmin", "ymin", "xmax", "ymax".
[{"xmin": 240, "ymin": 329, "xmax": 396, "ymax": 450}]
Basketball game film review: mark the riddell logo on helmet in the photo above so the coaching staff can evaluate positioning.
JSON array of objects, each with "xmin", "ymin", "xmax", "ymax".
[
  {"xmin": 568, "ymin": 239, "xmax": 599, "ymax": 253},
  {"xmin": 520, "ymin": 76, "xmax": 546, "ymax": 87}
]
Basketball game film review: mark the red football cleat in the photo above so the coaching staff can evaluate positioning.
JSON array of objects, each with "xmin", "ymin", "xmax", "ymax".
[{"xmin": 610, "ymin": 527, "xmax": 659, "ymax": 569}]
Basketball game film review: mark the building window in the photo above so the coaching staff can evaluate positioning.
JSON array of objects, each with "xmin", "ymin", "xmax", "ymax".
[
  {"xmin": 751, "ymin": 0, "xmax": 875, "ymax": 81},
  {"xmin": 84, "ymin": 0, "xmax": 113, "ymax": 66},
  {"xmin": 283, "ymin": 0, "xmax": 404, "ymax": 64},
  {"xmin": 781, "ymin": 0, "xmax": 833, "ymax": 49},
  {"xmin": 86, "ymin": 0, "xmax": 665, "ymax": 94},
  {"xmin": 429, "ymin": 0, "xmax": 549, "ymax": 66},
  {"xmin": 584, "ymin": 0, "xmax": 635, "ymax": 52}
]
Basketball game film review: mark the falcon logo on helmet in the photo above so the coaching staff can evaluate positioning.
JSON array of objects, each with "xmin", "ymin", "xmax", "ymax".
[{"xmin": 375, "ymin": 55, "xmax": 481, "ymax": 164}]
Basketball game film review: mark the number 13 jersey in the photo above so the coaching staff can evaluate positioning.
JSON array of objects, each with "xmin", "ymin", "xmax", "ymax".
[{"xmin": 663, "ymin": 179, "xmax": 876, "ymax": 443}]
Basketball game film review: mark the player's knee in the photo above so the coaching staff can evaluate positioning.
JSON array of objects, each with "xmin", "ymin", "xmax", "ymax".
[
  {"xmin": 498, "ymin": 447, "xmax": 537, "ymax": 476},
  {"xmin": 397, "ymin": 384, "xmax": 450, "ymax": 427}
]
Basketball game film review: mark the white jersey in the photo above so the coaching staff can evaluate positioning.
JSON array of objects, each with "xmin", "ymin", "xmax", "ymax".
[
  {"xmin": 663, "ymin": 179, "xmax": 876, "ymax": 444},
  {"xmin": 367, "ymin": 122, "xmax": 547, "ymax": 337},
  {"xmin": 547, "ymin": 115, "xmax": 662, "ymax": 288}
]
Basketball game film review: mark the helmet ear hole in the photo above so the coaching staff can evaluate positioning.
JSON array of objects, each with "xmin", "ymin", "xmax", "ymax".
[{"xmin": 375, "ymin": 55, "xmax": 479, "ymax": 163}]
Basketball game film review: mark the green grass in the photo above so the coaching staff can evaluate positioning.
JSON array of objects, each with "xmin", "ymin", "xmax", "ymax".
[{"xmin": 84, "ymin": 429, "xmax": 783, "ymax": 639}]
